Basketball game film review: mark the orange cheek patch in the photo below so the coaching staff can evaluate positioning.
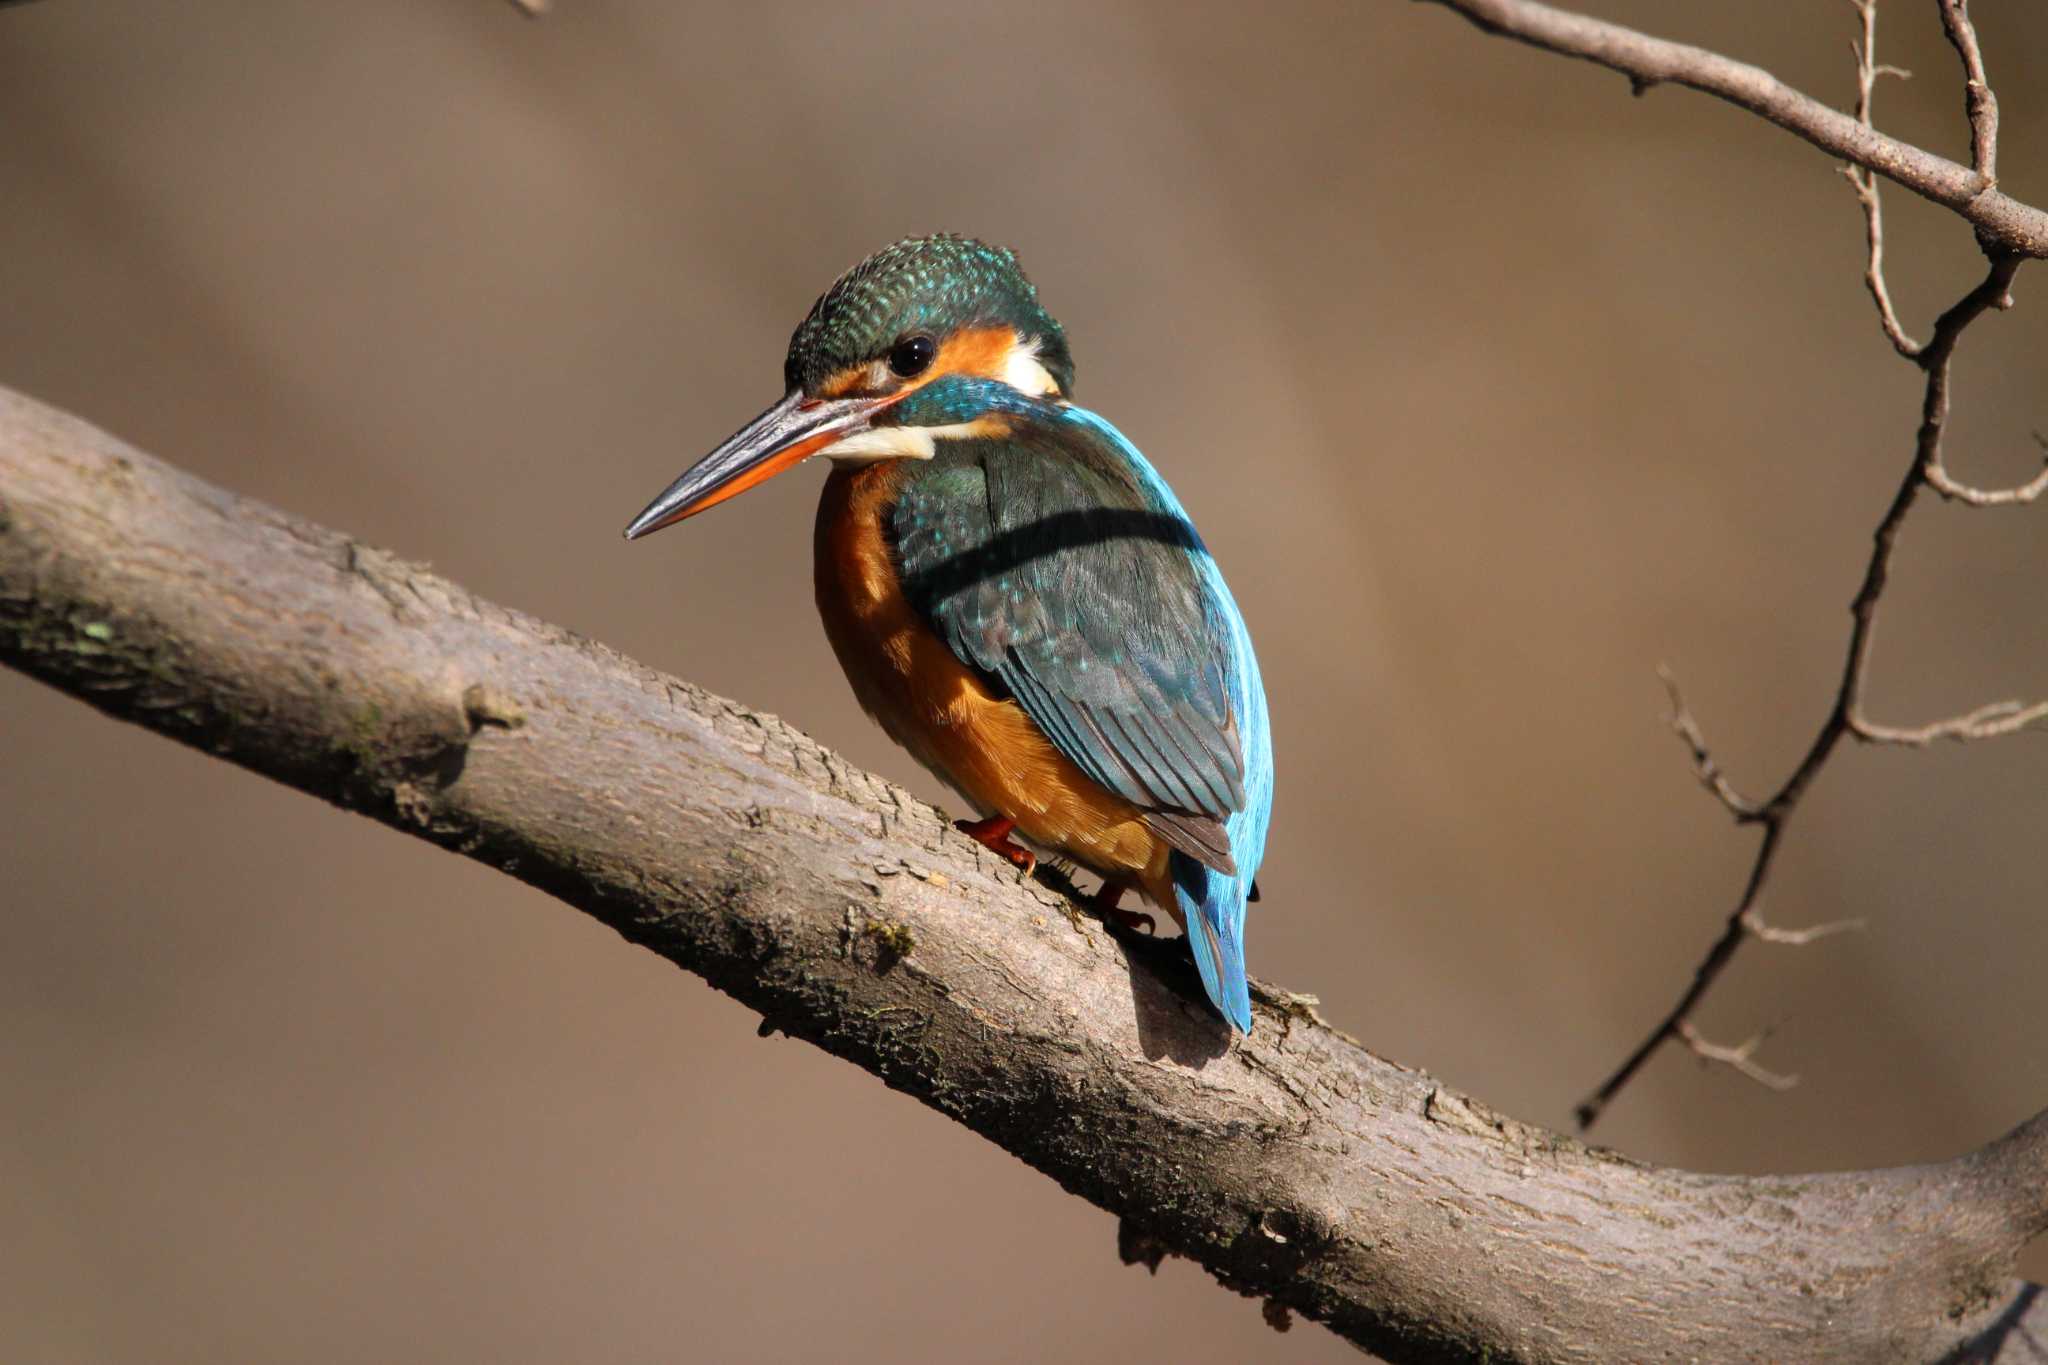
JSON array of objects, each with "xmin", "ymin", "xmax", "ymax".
[{"xmin": 931, "ymin": 326, "xmax": 1018, "ymax": 383}]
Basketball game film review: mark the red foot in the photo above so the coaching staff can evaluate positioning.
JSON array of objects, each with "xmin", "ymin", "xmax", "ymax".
[
  {"xmin": 956, "ymin": 815, "xmax": 1037, "ymax": 875},
  {"xmin": 1091, "ymin": 881, "xmax": 1156, "ymax": 935}
]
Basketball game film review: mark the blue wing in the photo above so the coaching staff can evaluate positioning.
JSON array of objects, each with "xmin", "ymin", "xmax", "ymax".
[{"xmin": 892, "ymin": 403, "xmax": 1273, "ymax": 1030}]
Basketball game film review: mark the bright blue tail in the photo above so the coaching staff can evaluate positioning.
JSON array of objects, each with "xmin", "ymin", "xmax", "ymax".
[{"xmin": 1173, "ymin": 851, "xmax": 1253, "ymax": 1033}]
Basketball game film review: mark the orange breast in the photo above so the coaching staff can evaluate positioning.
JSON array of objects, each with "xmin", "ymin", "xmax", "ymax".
[{"xmin": 812, "ymin": 461, "xmax": 1175, "ymax": 906}]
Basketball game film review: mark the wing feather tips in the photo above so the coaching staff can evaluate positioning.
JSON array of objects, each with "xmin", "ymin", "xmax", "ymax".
[
  {"xmin": 1101, "ymin": 707, "xmax": 1202, "ymax": 812},
  {"xmin": 1145, "ymin": 811, "xmax": 1237, "ymax": 875},
  {"xmin": 1155, "ymin": 702, "xmax": 1243, "ymax": 814}
]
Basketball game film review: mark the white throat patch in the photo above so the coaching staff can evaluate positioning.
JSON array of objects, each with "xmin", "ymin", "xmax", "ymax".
[{"xmin": 822, "ymin": 425, "xmax": 940, "ymax": 464}]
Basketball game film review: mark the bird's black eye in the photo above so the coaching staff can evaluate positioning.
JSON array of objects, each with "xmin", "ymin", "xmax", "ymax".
[{"xmin": 888, "ymin": 334, "xmax": 937, "ymax": 379}]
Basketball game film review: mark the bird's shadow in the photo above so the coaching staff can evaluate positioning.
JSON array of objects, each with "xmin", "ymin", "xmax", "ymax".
[{"xmin": 1028, "ymin": 860, "xmax": 1233, "ymax": 1067}]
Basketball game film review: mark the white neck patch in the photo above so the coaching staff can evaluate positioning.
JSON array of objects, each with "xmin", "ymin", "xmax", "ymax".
[{"xmin": 1003, "ymin": 336, "xmax": 1061, "ymax": 397}]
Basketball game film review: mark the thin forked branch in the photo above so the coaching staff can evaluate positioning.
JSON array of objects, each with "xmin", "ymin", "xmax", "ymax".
[
  {"xmin": 1578, "ymin": 247, "xmax": 2029, "ymax": 1131},
  {"xmin": 1676, "ymin": 1020, "xmax": 1798, "ymax": 1093},
  {"xmin": 1656, "ymin": 666, "xmax": 1760, "ymax": 820},
  {"xmin": 1573, "ymin": 0, "xmax": 2047, "ymax": 1130},
  {"xmin": 1844, "ymin": 0, "xmax": 1919, "ymax": 358}
]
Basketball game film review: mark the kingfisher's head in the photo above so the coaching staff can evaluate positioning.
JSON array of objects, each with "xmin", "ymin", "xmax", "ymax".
[{"xmin": 625, "ymin": 235, "xmax": 1072, "ymax": 538}]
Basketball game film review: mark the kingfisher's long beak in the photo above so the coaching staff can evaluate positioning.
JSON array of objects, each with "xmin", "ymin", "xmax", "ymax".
[{"xmin": 623, "ymin": 389, "xmax": 892, "ymax": 540}]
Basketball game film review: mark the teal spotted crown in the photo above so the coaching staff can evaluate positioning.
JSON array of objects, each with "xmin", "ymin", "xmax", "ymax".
[{"xmin": 783, "ymin": 235, "xmax": 1075, "ymax": 396}]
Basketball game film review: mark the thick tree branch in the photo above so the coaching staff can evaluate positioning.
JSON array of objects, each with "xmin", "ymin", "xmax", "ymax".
[
  {"xmin": 1416, "ymin": 0, "xmax": 2048, "ymax": 259},
  {"xmin": 7, "ymin": 389, "xmax": 2048, "ymax": 1361}
]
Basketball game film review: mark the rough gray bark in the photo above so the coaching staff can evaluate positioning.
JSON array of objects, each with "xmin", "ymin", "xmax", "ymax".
[{"xmin": 3, "ymin": 383, "xmax": 2046, "ymax": 1364}]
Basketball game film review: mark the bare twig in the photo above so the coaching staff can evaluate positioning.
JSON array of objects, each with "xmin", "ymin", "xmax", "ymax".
[
  {"xmin": 1925, "ymin": 432, "xmax": 2048, "ymax": 507},
  {"xmin": 1576, "ymin": 813, "xmax": 1784, "ymax": 1127},
  {"xmin": 1417, "ymin": 0, "xmax": 2048, "ymax": 258},
  {"xmin": 1844, "ymin": 0, "xmax": 1921, "ymax": 357},
  {"xmin": 1940, "ymin": 0, "xmax": 1998, "ymax": 183},
  {"xmin": 1677, "ymin": 1020, "xmax": 1799, "ymax": 1092},
  {"xmin": 1656, "ymin": 666, "xmax": 1760, "ymax": 820},
  {"xmin": 1741, "ymin": 908, "xmax": 1865, "ymax": 946},
  {"xmin": 1854, "ymin": 698, "xmax": 2048, "ymax": 747},
  {"xmin": 1843, "ymin": 168, "xmax": 1919, "ymax": 356}
]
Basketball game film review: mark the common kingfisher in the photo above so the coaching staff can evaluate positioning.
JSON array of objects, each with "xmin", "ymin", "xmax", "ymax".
[{"xmin": 624, "ymin": 236, "xmax": 1273, "ymax": 1032}]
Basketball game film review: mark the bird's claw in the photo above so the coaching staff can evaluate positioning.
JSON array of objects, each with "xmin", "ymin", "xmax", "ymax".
[
  {"xmin": 1089, "ymin": 882, "xmax": 1156, "ymax": 935},
  {"xmin": 955, "ymin": 815, "xmax": 1037, "ymax": 875}
]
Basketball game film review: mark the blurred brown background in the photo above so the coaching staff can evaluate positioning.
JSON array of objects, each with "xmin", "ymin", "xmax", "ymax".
[{"xmin": 4, "ymin": 3, "xmax": 2046, "ymax": 1361}]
